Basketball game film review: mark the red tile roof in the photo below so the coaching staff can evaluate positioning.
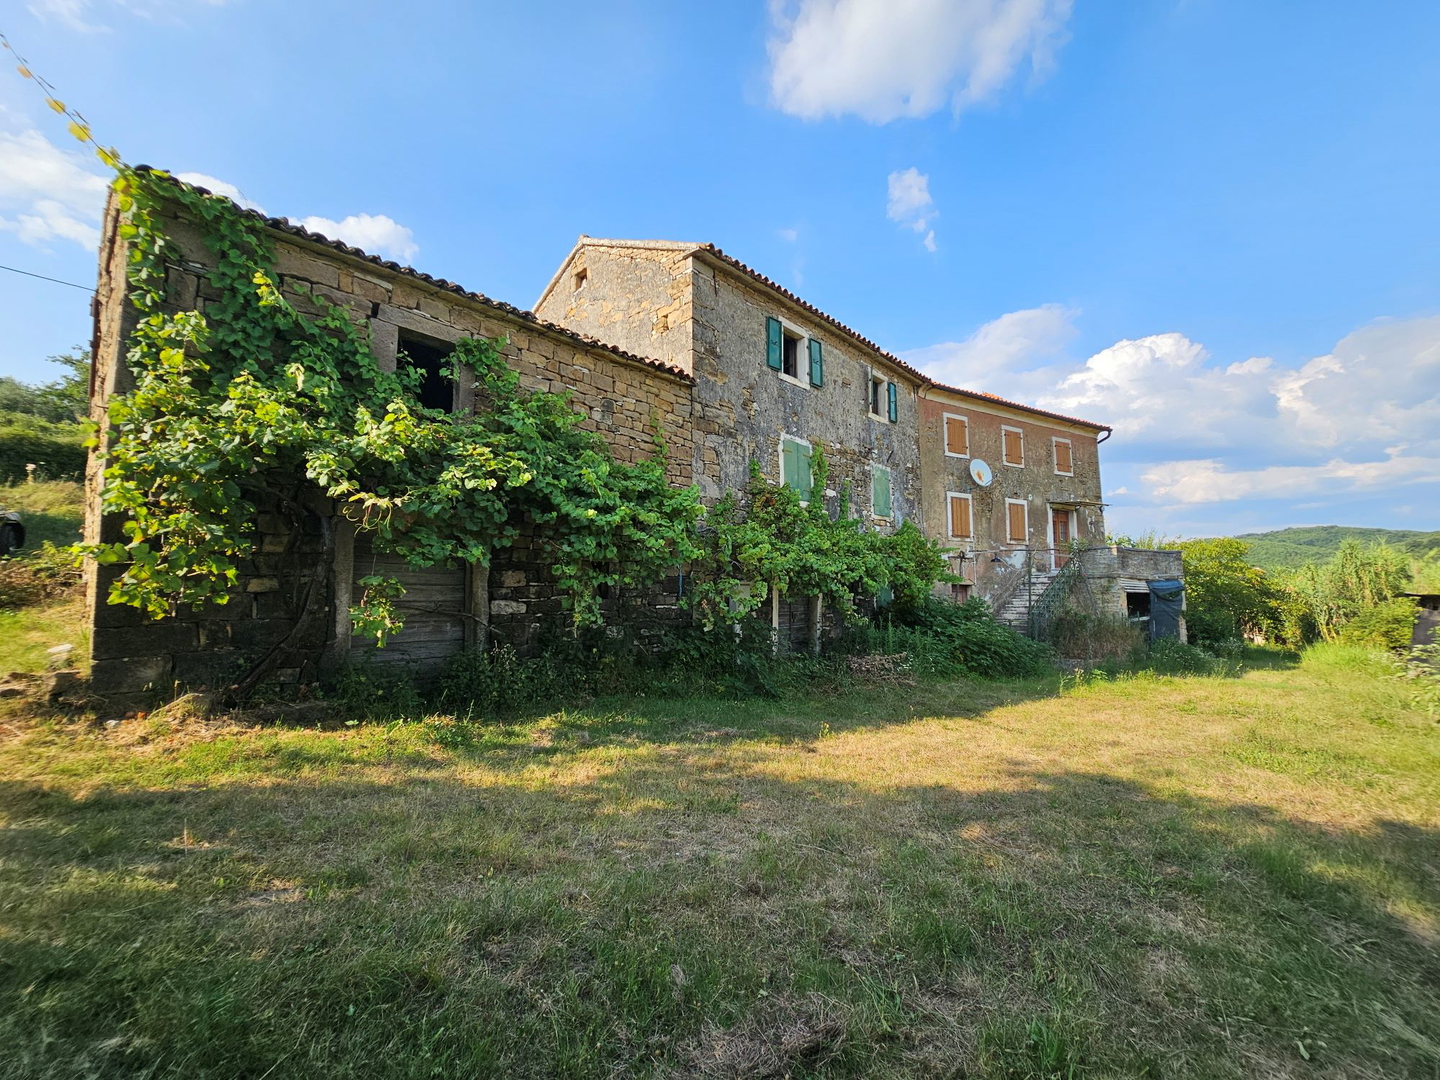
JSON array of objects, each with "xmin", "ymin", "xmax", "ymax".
[
  {"xmin": 692, "ymin": 244, "xmax": 1111, "ymax": 432},
  {"xmin": 138, "ymin": 168, "xmax": 693, "ymax": 383}
]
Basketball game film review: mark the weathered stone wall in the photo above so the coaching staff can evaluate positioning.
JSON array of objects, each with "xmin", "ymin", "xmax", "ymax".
[
  {"xmin": 916, "ymin": 394, "xmax": 1105, "ymax": 600},
  {"xmin": 86, "ymin": 193, "xmax": 698, "ymax": 708},
  {"xmin": 688, "ymin": 259, "xmax": 925, "ymax": 529},
  {"xmin": 1074, "ymin": 546, "xmax": 1187, "ymax": 640},
  {"xmin": 533, "ymin": 240, "xmax": 698, "ymax": 376},
  {"xmin": 485, "ymin": 522, "xmax": 685, "ymax": 654}
]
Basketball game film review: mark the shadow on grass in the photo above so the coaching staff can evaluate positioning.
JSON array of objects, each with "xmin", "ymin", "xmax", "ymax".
[{"xmin": 1, "ymin": 717, "xmax": 1436, "ymax": 1079}]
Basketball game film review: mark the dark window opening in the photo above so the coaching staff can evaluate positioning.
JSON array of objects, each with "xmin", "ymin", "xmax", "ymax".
[
  {"xmin": 781, "ymin": 331, "xmax": 800, "ymax": 378},
  {"xmin": 1126, "ymin": 591, "xmax": 1151, "ymax": 619},
  {"xmin": 398, "ymin": 333, "xmax": 456, "ymax": 413},
  {"xmin": 870, "ymin": 376, "xmax": 884, "ymax": 416}
]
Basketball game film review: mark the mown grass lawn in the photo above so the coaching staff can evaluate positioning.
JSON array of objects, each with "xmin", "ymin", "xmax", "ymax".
[{"xmin": 2, "ymin": 646, "xmax": 1438, "ymax": 1078}]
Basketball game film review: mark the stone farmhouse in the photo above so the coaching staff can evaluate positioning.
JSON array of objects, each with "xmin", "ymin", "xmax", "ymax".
[{"xmin": 84, "ymin": 175, "xmax": 1181, "ymax": 706}]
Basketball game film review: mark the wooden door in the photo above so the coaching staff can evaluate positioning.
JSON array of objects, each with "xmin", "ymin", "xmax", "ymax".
[
  {"xmin": 349, "ymin": 535, "xmax": 470, "ymax": 669},
  {"xmin": 1052, "ymin": 509, "xmax": 1072, "ymax": 570}
]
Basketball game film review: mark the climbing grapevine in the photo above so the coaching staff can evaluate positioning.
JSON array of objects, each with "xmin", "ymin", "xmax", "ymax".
[{"xmin": 89, "ymin": 167, "xmax": 702, "ymax": 641}]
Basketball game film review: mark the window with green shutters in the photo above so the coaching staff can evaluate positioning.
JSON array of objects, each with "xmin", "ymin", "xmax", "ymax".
[
  {"xmin": 780, "ymin": 436, "xmax": 813, "ymax": 502},
  {"xmin": 871, "ymin": 465, "xmax": 892, "ymax": 519},
  {"xmin": 767, "ymin": 316, "xmax": 821, "ymax": 389},
  {"xmin": 887, "ymin": 381, "xmax": 898, "ymax": 422}
]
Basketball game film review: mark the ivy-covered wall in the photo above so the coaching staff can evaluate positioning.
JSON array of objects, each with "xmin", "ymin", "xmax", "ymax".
[{"xmin": 86, "ymin": 186, "xmax": 700, "ymax": 708}]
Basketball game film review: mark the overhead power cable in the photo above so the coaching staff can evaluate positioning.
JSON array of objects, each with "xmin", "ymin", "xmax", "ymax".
[{"xmin": 0, "ymin": 262, "xmax": 95, "ymax": 292}]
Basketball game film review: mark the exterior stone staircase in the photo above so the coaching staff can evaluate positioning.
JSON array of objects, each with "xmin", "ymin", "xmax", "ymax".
[{"xmin": 994, "ymin": 567, "xmax": 1060, "ymax": 632}]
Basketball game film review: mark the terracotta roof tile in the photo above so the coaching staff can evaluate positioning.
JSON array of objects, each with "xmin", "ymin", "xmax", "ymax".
[
  {"xmin": 137, "ymin": 167, "xmax": 693, "ymax": 383},
  {"xmin": 693, "ymin": 244, "xmax": 1110, "ymax": 432}
]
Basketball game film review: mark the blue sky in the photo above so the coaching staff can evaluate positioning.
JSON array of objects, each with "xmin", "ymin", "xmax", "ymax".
[{"xmin": 2, "ymin": 0, "xmax": 1437, "ymax": 538}]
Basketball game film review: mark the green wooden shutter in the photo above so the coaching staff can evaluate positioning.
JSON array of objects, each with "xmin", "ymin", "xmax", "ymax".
[
  {"xmin": 886, "ymin": 381, "xmax": 898, "ymax": 422},
  {"xmin": 766, "ymin": 317, "xmax": 783, "ymax": 370},
  {"xmin": 808, "ymin": 338, "xmax": 824, "ymax": 387},
  {"xmin": 799, "ymin": 443, "xmax": 814, "ymax": 501},
  {"xmin": 781, "ymin": 438, "xmax": 797, "ymax": 490},
  {"xmin": 872, "ymin": 467, "xmax": 892, "ymax": 518}
]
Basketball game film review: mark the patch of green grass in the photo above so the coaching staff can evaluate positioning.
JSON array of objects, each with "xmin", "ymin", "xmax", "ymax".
[
  {"xmin": 0, "ymin": 482, "xmax": 87, "ymax": 679},
  {"xmin": 2, "ymin": 646, "xmax": 1438, "ymax": 1076},
  {"xmin": 0, "ymin": 594, "xmax": 86, "ymax": 676},
  {"xmin": 0, "ymin": 479, "xmax": 84, "ymax": 549}
]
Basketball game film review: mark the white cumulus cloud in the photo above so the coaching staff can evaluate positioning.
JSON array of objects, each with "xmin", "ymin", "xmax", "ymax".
[
  {"xmin": 905, "ymin": 303, "xmax": 1077, "ymax": 388},
  {"xmin": 887, "ymin": 167, "xmax": 939, "ymax": 249},
  {"xmin": 1140, "ymin": 454, "xmax": 1440, "ymax": 505},
  {"xmin": 768, "ymin": 0, "xmax": 1074, "ymax": 122},
  {"xmin": 905, "ymin": 308, "xmax": 1440, "ymax": 517},
  {"xmin": 297, "ymin": 213, "xmax": 419, "ymax": 262},
  {"xmin": 1270, "ymin": 315, "xmax": 1440, "ymax": 452},
  {"xmin": 0, "ymin": 127, "xmax": 109, "ymax": 250}
]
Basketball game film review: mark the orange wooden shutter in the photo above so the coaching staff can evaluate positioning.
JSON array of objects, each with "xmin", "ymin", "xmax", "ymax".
[
  {"xmin": 945, "ymin": 416, "xmax": 967, "ymax": 456},
  {"xmin": 1055, "ymin": 440, "xmax": 1072, "ymax": 473},
  {"xmin": 1004, "ymin": 429, "xmax": 1022, "ymax": 465},
  {"xmin": 1007, "ymin": 502, "xmax": 1027, "ymax": 542},
  {"xmin": 949, "ymin": 496, "xmax": 971, "ymax": 538}
]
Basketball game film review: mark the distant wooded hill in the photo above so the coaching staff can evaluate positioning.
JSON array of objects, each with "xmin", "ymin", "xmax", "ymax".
[{"xmin": 1233, "ymin": 526, "xmax": 1440, "ymax": 571}]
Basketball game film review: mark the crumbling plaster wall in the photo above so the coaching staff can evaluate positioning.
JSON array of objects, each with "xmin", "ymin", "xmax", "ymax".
[
  {"xmin": 86, "ymin": 194, "xmax": 697, "ymax": 707},
  {"xmin": 688, "ymin": 260, "xmax": 924, "ymax": 530},
  {"xmin": 915, "ymin": 395, "xmax": 1105, "ymax": 598}
]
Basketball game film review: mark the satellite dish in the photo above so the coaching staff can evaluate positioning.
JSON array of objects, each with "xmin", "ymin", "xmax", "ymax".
[{"xmin": 970, "ymin": 458, "xmax": 993, "ymax": 487}]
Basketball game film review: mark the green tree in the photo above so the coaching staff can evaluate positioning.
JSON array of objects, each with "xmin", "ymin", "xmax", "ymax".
[
  {"xmin": 1280, "ymin": 540, "xmax": 1411, "ymax": 641},
  {"xmin": 0, "ymin": 349, "xmax": 89, "ymax": 423},
  {"xmin": 1409, "ymin": 550, "xmax": 1440, "ymax": 594},
  {"xmin": 1174, "ymin": 537, "xmax": 1277, "ymax": 645},
  {"xmin": 687, "ymin": 455, "xmax": 952, "ymax": 630}
]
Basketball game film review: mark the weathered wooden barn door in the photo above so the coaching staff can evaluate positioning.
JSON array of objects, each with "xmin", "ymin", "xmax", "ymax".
[{"xmin": 347, "ymin": 534, "xmax": 472, "ymax": 669}]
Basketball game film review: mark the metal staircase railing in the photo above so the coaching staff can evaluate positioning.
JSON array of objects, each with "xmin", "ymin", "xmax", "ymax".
[
  {"xmin": 986, "ymin": 547, "xmax": 1037, "ymax": 621},
  {"xmin": 1027, "ymin": 556, "xmax": 1078, "ymax": 638}
]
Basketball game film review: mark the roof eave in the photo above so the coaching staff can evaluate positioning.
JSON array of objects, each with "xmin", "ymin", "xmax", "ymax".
[
  {"xmin": 134, "ymin": 169, "xmax": 693, "ymax": 384},
  {"xmin": 690, "ymin": 245, "xmax": 1111, "ymax": 432}
]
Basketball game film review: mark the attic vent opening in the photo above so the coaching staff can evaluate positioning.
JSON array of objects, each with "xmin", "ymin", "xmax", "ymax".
[{"xmin": 573, "ymin": 267, "xmax": 588, "ymax": 291}]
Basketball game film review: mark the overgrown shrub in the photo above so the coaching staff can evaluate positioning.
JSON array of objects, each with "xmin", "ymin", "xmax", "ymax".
[
  {"xmin": 846, "ymin": 597, "xmax": 1054, "ymax": 680},
  {"xmin": 428, "ymin": 618, "xmax": 848, "ymax": 717},
  {"xmin": 339, "ymin": 598, "xmax": 1053, "ymax": 722},
  {"xmin": 327, "ymin": 662, "xmax": 426, "ymax": 721},
  {"xmin": 1046, "ymin": 608, "xmax": 1143, "ymax": 661},
  {"xmin": 1184, "ymin": 606, "xmax": 1242, "ymax": 650},
  {"xmin": 1408, "ymin": 643, "xmax": 1440, "ymax": 719},
  {"xmin": 1337, "ymin": 597, "xmax": 1418, "ymax": 652}
]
